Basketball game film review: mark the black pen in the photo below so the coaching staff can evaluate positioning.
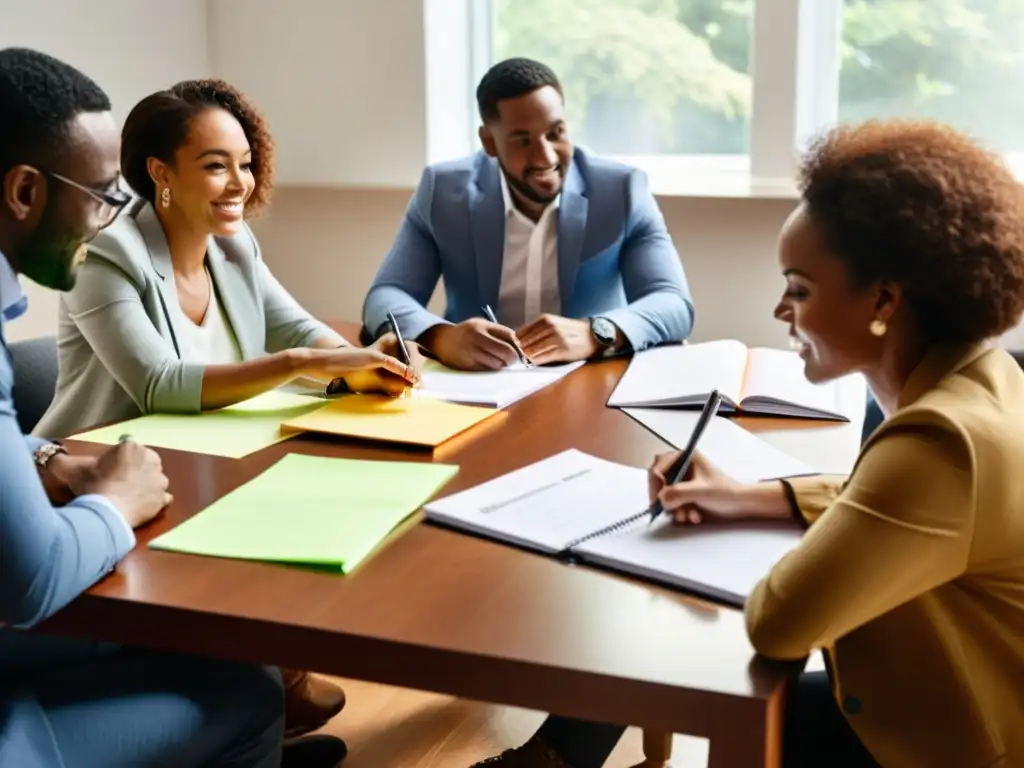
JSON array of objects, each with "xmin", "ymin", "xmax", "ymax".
[
  {"xmin": 647, "ymin": 388, "xmax": 724, "ymax": 524},
  {"xmin": 480, "ymin": 304, "xmax": 532, "ymax": 367},
  {"xmin": 386, "ymin": 310, "xmax": 411, "ymax": 365}
]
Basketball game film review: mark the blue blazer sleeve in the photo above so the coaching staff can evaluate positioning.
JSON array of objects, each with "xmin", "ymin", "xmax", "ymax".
[
  {"xmin": 362, "ymin": 167, "xmax": 448, "ymax": 341},
  {"xmin": 600, "ymin": 169, "xmax": 695, "ymax": 350},
  {"xmin": 0, "ymin": 353, "xmax": 134, "ymax": 627}
]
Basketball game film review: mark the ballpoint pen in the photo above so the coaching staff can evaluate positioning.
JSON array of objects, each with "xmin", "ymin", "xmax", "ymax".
[
  {"xmin": 386, "ymin": 310, "xmax": 412, "ymax": 365},
  {"xmin": 647, "ymin": 388, "xmax": 723, "ymax": 524},
  {"xmin": 480, "ymin": 304, "xmax": 532, "ymax": 367}
]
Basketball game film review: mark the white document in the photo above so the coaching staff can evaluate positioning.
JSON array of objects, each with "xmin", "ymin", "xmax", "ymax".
[
  {"xmin": 623, "ymin": 409, "xmax": 816, "ymax": 483},
  {"xmin": 424, "ymin": 449, "xmax": 647, "ymax": 553},
  {"xmin": 415, "ymin": 360, "xmax": 585, "ymax": 409},
  {"xmin": 424, "ymin": 449, "xmax": 802, "ymax": 606},
  {"xmin": 608, "ymin": 341, "xmax": 863, "ymax": 421}
]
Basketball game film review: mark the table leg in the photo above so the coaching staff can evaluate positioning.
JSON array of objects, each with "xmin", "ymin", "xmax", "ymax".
[
  {"xmin": 638, "ymin": 729, "xmax": 672, "ymax": 765},
  {"xmin": 706, "ymin": 696, "xmax": 783, "ymax": 768}
]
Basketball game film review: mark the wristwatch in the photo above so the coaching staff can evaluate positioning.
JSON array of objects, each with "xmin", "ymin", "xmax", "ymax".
[
  {"xmin": 33, "ymin": 442, "xmax": 67, "ymax": 470},
  {"xmin": 590, "ymin": 317, "xmax": 618, "ymax": 354}
]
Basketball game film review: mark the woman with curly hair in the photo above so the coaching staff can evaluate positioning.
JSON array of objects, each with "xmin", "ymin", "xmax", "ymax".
[
  {"xmin": 35, "ymin": 79, "xmax": 421, "ymax": 440},
  {"xmin": 30, "ymin": 80, "xmax": 406, "ymax": 759},
  {"xmin": 479, "ymin": 120, "xmax": 1024, "ymax": 768}
]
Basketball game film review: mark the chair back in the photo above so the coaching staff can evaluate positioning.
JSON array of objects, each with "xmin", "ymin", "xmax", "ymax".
[{"xmin": 8, "ymin": 336, "xmax": 58, "ymax": 434}]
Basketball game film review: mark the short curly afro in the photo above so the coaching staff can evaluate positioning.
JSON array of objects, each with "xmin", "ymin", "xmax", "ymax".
[
  {"xmin": 121, "ymin": 78, "xmax": 274, "ymax": 217},
  {"xmin": 800, "ymin": 119, "xmax": 1024, "ymax": 345}
]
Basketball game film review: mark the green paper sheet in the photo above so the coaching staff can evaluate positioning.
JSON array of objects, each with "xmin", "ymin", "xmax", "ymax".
[
  {"xmin": 70, "ymin": 391, "xmax": 328, "ymax": 459},
  {"xmin": 149, "ymin": 454, "xmax": 459, "ymax": 571}
]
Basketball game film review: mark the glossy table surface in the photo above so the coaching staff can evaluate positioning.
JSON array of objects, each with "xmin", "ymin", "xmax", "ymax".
[{"xmin": 44, "ymin": 326, "xmax": 860, "ymax": 766}]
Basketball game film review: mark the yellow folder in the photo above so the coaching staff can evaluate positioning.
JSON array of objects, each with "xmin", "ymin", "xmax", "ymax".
[{"xmin": 280, "ymin": 393, "xmax": 505, "ymax": 447}]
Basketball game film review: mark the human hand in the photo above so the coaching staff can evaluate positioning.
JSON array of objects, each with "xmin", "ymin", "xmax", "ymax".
[
  {"xmin": 80, "ymin": 440, "xmax": 172, "ymax": 529},
  {"xmin": 422, "ymin": 319, "xmax": 523, "ymax": 371},
  {"xmin": 648, "ymin": 450, "xmax": 748, "ymax": 525},
  {"xmin": 303, "ymin": 346, "xmax": 418, "ymax": 397},
  {"xmin": 516, "ymin": 314, "xmax": 599, "ymax": 364},
  {"xmin": 38, "ymin": 452, "xmax": 98, "ymax": 506}
]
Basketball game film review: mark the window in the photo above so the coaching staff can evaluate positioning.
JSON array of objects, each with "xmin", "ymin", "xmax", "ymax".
[
  {"xmin": 837, "ymin": 0, "xmax": 1024, "ymax": 165},
  {"xmin": 488, "ymin": 0, "xmax": 753, "ymax": 164},
  {"xmin": 472, "ymin": 0, "xmax": 1024, "ymax": 192}
]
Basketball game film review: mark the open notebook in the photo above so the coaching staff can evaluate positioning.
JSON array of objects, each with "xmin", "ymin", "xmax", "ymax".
[
  {"xmin": 607, "ymin": 340, "xmax": 864, "ymax": 421},
  {"xmin": 423, "ymin": 449, "xmax": 804, "ymax": 607}
]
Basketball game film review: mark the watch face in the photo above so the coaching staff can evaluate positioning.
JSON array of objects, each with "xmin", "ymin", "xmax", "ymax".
[{"xmin": 592, "ymin": 317, "xmax": 616, "ymax": 345}]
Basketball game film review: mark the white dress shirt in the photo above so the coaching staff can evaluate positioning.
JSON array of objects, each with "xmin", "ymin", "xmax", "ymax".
[
  {"xmin": 496, "ymin": 172, "xmax": 561, "ymax": 329},
  {"xmin": 177, "ymin": 269, "xmax": 243, "ymax": 365}
]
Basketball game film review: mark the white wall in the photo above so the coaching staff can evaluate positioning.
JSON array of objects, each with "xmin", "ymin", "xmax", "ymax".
[
  {"xmin": 3, "ymin": 0, "xmax": 798, "ymax": 350},
  {"xmin": 1, "ymin": 0, "xmax": 208, "ymax": 340},
  {"xmin": 208, "ymin": 0, "xmax": 429, "ymax": 187}
]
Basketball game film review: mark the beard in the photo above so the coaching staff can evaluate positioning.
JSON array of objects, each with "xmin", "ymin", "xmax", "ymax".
[
  {"xmin": 499, "ymin": 159, "xmax": 563, "ymax": 205},
  {"xmin": 16, "ymin": 202, "xmax": 90, "ymax": 292}
]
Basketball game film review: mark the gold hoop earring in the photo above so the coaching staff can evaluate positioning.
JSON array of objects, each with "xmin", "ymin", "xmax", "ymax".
[
  {"xmin": 160, "ymin": 187, "xmax": 171, "ymax": 208},
  {"xmin": 870, "ymin": 319, "xmax": 887, "ymax": 337}
]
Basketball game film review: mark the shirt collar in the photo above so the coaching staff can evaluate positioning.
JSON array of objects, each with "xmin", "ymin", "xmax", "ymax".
[
  {"xmin": 0, "ymin": 250, "xmax": 27, "ymax": 323},
  {"xmin": 499, "ymin": 170, "xmax": 560, "ymax": 218}
]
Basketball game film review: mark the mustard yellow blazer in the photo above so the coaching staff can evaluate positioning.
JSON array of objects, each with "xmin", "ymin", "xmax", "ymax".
[{"xmin": 746, "ymin": 344, "xmax": 1024, "ymax": 768}]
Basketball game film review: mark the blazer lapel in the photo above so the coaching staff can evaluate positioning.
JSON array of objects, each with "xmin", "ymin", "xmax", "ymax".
[
  {"xmin": 205, "ymin": 240, "xmax": 261, "ymax": 358},
  {"xmin": 469, "ymin": 158, "xmax": 505, "ymax": 312},
  {"xmin": 135, "ymin": 203, "xmax": 188, "ymax": 357},
  {"xmin": 556, "ymin": 161, "xmax": 588, "ymax": 311}
]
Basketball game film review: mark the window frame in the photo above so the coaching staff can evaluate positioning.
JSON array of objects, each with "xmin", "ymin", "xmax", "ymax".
[{"xmin": 465, "ymin": 0, "xmax": 846, "ymax": 196}]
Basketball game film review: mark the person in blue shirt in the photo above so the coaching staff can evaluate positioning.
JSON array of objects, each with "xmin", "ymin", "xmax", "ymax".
[
  {"xmin": 362, "ymin": 58, "xmax": 695, "ymax": 370},
  {"xmin": 0, "ymin": 47, "xmax": 344, "ymax": 768}
]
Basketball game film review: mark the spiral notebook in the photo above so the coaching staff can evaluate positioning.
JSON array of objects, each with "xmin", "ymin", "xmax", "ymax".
[{"xmin": 423, "ymin": 449, "xmax": 803, "ymax": 606}]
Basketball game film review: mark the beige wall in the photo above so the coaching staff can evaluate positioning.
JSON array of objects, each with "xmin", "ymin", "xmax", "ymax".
[{"xmin": 9, "ymin": 191, "xmax": 799, "ymax": 348}]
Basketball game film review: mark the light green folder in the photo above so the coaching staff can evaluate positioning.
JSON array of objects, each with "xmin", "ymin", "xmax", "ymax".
[
  {"xmin": 70, "ymin": 391, "xmax": 328, "ymax": 459},
  {"xmin": 149, "ymin": 454, "xmax": 459, "ymax": 571}
]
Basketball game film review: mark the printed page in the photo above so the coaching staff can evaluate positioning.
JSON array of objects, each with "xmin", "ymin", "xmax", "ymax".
[
  {"xmin": 622, "ymin": 408, "xmax": 816, "ymax": 482},
  {"xmin": 423, "ymin": 449, "xmax": 649, "ymax": 553},
  {"xmin": 606, "ymin": 341, "xmax": 748, "ymax": 408},
  {"xmin": 576, "ymin": 516, "xmax": 803, "ymax": 607},
  {"xmin": 415, "ymin": 360, "xmax": 585, "ymax": 409},
  {"xmin": 742, "ymin": 347, "xmax": 859, "ymax": 418}
]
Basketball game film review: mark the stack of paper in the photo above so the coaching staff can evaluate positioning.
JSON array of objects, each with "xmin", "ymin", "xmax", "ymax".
[
  {"xmin": 149, "ymin": 454, "xmax": 458, "ymax": 571},
  {"xmin": 622, "ymin": 408, "xmax": 816, "ymax": 483},
  {"xmin": 70, "ymin": 391, "xmax": 329, "ymax": 458},
  {"xmin": 281, "ymin": 393, "xmax": 505, "ymax": 447},
  {"xmin": 415, "ymin": 360, "xmax": 585, "ymax": 409}
]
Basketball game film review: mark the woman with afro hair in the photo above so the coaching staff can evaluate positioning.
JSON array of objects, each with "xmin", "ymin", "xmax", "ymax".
[{"xmin": 479, "ymin": 120, "xmax": 1024, "ymax": 768}]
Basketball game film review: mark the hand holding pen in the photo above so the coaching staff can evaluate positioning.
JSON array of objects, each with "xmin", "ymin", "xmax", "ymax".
[
  {"xmin": 480, "ymin": 305, "xmax": 533, "ymax": 367},
  {"xmin": 646, "ymin": 389, "xmax": 723, "ymax": 525}
]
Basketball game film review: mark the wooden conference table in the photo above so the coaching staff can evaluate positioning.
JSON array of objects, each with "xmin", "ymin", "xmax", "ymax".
[{"xmin": 41, "ymin": 324, "xmax": 863, "ymax": 768}]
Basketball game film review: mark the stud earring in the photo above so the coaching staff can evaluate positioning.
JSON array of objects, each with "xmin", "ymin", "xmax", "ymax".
[
  {"xmin": 160, "ymin": 187, "xmax": 171, "ymax": 208},
  {"xmin": 869, "ymin": 319, "xmax": 887, "ymax": 337}
]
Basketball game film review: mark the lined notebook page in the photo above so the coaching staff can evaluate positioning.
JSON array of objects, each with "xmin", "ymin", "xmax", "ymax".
[
  {"xmin": 607, "ymin": 341, "xmax": 748, "ymax": 407},
  {"xmin": 576, "ymin": 517, "xmax": 803, "ymax": 607},
  {"xmin": 423, "ymin": 450, "xmax": 648, "ymax": 553}
]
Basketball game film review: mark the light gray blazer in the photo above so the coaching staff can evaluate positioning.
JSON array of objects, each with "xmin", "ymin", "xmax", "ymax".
[{"xmin": 34, "ymin": 199, "xmax": 336, "ymax": 438}]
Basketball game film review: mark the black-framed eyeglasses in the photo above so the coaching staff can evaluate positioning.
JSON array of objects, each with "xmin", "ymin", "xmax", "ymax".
[{"xmin": 41, "ymin": 169, "xmax": 132, "ymax": 227}]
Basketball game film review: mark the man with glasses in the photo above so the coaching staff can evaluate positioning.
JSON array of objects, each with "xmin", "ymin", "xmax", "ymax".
[{"xmin": 0, "ymin": 47, "xmax": 342, "ymax": 768}]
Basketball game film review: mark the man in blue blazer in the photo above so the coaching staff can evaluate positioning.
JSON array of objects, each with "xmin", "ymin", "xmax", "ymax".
[
  {"xmin": 0, "ymin": 48, "xmax": 342, "ymax": 768},
  {"xmin": 363, "ymin": 58, "xmax": 695, "ymax": 370}
]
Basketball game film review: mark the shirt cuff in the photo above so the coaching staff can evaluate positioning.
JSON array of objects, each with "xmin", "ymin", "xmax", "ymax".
[
  {"xmin": 77, "ymin": 494, "xmax": 136, "ymax": 552},
  {"xmin": 778, "ymin": 479, "xmax": 809, "ymax": 529}
]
